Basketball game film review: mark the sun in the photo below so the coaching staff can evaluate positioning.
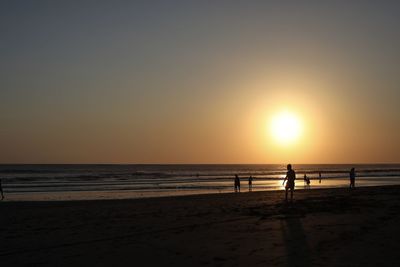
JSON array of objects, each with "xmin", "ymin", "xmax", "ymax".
[{"xmin": 270, "ymin": 111, "xmax": 302, "ymax": 145}]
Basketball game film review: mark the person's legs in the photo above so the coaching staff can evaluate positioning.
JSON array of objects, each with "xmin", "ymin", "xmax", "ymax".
[
  {"xmin": 290, "ymin": 188, "xmax": 294, "ymax": 202},
  {"xmin": 285, "ymin": 188, "xmax": 288, "ymax": 201}
]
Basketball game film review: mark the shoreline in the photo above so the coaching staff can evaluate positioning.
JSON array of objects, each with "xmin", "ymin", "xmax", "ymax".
[
  {"xmin": 2, "ymin": 182, "xmax": 400, "ymax": 202},
  {"xmin": 2, "ymin": 164, "xmax": 400, "ymax": 202},
  {"xmin": 1, "ymin": 185, "xmax": 400, "ymax": 266}
]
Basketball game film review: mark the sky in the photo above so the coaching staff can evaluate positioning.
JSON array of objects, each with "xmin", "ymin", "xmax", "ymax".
[{"xmin": 1, "ymin": 0, "xmax": 399, "ymax": 164}]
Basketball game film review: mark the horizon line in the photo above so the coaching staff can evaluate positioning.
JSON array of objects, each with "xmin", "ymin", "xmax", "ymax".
[{"xmin": 1, "ymin": 162, "xmax": 400, "ymax": 165}]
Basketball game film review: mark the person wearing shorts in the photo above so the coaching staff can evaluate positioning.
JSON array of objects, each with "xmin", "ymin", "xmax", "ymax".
[{"xmin": 282, "ymin": 164, "xmax": 296, "ymax": 202}]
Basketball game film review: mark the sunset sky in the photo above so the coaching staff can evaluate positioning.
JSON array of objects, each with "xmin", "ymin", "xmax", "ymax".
[{"xmin": 1, "ymin": 1, "xmax": 399, "ymax": 164}]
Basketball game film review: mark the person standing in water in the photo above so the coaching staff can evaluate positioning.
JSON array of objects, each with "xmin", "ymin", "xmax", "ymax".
[
  {"xmin": 248, "ymin": 176, "xmax": 253, "ymax": 192},
  {"xmin": 0, "ymin": 178, "xmax": 4, "ymax": 200},
  {"xmin": 319, "ymin": 172, "xmax": 322, "ymax": 184},
  {"xmin": 282, "ymin": 164, "xmax": 296, "ymax": 202},
  {"xmin": 349, "ymin": 168, "xmax": 356, "ymax": 189},
  {"xmin": 303, "ymin": 174, "xmax": 310, "ymax": 188},
  {"xmin": 234, "ymin": 174, "xmax": 241, "ymax": 193}
]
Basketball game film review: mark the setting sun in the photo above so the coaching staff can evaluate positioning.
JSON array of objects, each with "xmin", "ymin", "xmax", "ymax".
[{"xmin": 270, "ymin": 111, "xmax": 302, "ymax": 145}]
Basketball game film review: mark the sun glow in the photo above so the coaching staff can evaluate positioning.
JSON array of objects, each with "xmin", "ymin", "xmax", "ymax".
[{"xmin": 270, "ymin": 111, "xmax": 302, "ymax": 145}]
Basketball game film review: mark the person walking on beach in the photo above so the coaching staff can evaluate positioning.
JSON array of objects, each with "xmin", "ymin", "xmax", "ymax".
[
  {"xmin": 319, "ymin": 172, "xmax": 322, "ymax": 184},
  {"xmin": 248, "ymin": 176, "xmax": 253, "ymax": 192},
  {"xmin": 282, "ymin": 164, "xmax": 296, "ymax": 202},
  {"xmin": 234, "ymin": 174, "xmax": 241, "ymax": 193},
  {"xmin": 0, "ymin": 178, "xmax": 4, "ymax": 200},
  {"xmin": 349, "ymin": 168, "xmax": 356, "ymax": 189}
]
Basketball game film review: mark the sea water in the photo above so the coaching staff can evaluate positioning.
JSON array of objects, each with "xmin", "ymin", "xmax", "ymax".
[{"xmin": 1, "ymin": 164, "xmax": 400, "ymax": 200}]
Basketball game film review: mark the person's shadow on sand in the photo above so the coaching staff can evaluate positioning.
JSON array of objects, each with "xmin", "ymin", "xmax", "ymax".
[{"xmin": 280, "ymin": 208, "xmax": 312, "ymax": 267}]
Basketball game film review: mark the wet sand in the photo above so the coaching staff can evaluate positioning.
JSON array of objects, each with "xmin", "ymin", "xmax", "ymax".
[{"xmin": 1, "ymin": 185, "xmax": 400, "ymax": 266}]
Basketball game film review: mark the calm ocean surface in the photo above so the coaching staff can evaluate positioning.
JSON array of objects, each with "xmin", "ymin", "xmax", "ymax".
[{"xmin": 1, "ymin": 164, "xmax": 400, "ymax": 201}]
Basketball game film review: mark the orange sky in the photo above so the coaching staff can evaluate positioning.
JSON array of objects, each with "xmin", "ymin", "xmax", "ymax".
[{"xmin": 1, "ymin": 1, "xmax": 399, "ymax": 163}]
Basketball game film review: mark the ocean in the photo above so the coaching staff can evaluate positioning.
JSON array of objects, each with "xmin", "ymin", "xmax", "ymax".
[{"xmin": 1, "ymin": 164, "xmax": 400, "ymax": 201}]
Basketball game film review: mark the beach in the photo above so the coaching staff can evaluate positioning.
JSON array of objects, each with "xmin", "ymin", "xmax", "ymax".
[
  {"xmin": 2, "ymin": 164, "xmax": 400, "ymax": 201},
  {"xmin": 1, "ymin": 185, "xmax": 400, "ymax": 266}
]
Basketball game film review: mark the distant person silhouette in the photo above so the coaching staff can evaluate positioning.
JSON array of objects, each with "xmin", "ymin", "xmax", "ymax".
[
  {"xmin": 349, "ymin": 168, "xmax": 356, "ymax": 189},
  {"xmin": 234, "ymin": 174, "xmax": 241, "ymax": 193},
  {"xmin": 303, "ymin": 174, "xmax": 310, "ymax": 188},
  {"xmin": 0, "ymin": 178, "xmax": 4, "ymax": 200},
  {"xmin": 319, "ymin": 172, "xmax": 322, "ymax": 184},
  {"xmin": 248, "ymin": 176, "xmax": 253, "ymax": 192},
  {"xmin": 282, "ymin": 164, "xmax": 296, "ymax": 202}
]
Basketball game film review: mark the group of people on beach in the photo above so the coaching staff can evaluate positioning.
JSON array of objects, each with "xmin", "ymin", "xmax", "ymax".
[
  {"xmin": 0, "ymin": 166, "xmax": 358, "ymax": 202},
  {"xmin": 234, "ymin": 165, "xmax": 357, "ymax": 202},
  {"xmin": 234, "ymin": 174, "xmax": 253, "ymax": 193}
]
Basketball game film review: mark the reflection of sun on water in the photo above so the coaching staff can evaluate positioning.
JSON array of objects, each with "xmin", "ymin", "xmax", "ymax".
[
  {"xmin": 270, "ymin": 111, "xmax": 302, "ymax": 146},
  {"xmin": 277, "ymin": 177, "xmax": 286, "ymax": 190}
]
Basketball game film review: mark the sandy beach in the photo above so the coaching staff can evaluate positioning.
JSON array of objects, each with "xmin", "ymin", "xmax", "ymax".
[{"xmin": 1, "ymin": 185, "xmax": 400, "ymax": 266}]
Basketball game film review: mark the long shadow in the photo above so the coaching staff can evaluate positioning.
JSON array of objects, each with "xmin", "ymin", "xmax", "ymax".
[{"xmin": 280, "ymin": 207, "xmax": 312, "ymax": 267}]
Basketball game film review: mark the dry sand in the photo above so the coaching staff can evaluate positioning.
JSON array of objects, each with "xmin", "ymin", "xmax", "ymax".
[{"xmin": 1, "ymin": 186, "xmax": 400, "ymax": 266}]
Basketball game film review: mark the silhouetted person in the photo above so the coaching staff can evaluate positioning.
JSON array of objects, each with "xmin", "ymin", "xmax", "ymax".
[
  {"xmin": 282, "ymin": 164, "xmax": 296, "ymax": 202},
  {"xmin": 234, "ymin": 174, "xmax": 241, "ymax": 192},
  {"xmin": 303, "ymin": 174, "xmax": 310, "ymax": 188},
  {"xmin": 350, "ymin": 168, "xmax": 356, "ymax": 189},
  {"xmin": 248, "ymin": 176, "xmax": 253, "ymax": 192},
  {"xmin": 319, "ymin": 172, "xmax": 322, "ymax": 184},
  {"xmin": 0, "ymin": 178, "xmax": 4, "ymax": 200}
]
